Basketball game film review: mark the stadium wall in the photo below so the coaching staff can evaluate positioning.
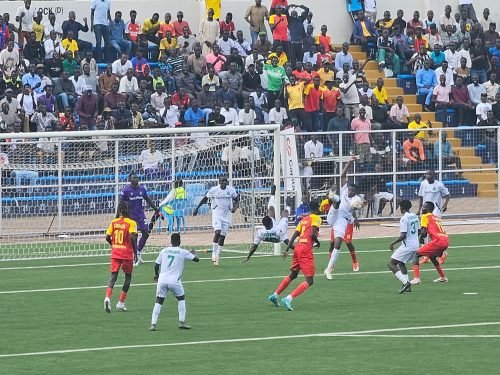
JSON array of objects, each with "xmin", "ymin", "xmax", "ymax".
[{"xmin": 2, "ymin": 1, "xmax": 499, "ymax": 46}]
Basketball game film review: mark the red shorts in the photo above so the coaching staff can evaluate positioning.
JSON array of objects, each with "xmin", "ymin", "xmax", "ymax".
[
  {"xmin": 290, "ymin": 243, "xmax": 315, "ymax": 277},
  {"xmin": 110, "ymin": 258, "xmax": 134, "ymax": 274},
  {"xmin": 417, "ymin": 241, "xmax": 449, "ymax": 257},
  {"xmin": 330, "ymin": 224, "xmax": 354, "ymax": 242}
]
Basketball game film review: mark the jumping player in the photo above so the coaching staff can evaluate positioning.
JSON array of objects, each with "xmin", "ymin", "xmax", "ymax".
[
  {"xmin": 104, "ymin": 201, "xmax": 138, "ymax": 313},
  {"xmin": 119, "ymin": 173, "xmax": 162, "ymax": 265},
  {"xmin": 417, "ymin": 169, "xmax": 450, "ymax": 265},
  {"xmin": 388, "ymin": 200, "xmax": 420, "ymax": 293},
  {"xmin": 411, "ymin": 201, "xmax": 449, "ymax": 285},
  {"xmin": 267, "ymin": 200, "xmax": 322, "ymax": 311},
  {"xmin": 193, "ymin": 176, "xmax": 239, "ymax": 267},
  {"xmin": 242, "ymin": 206, "xmax": 290, "ymax": 263},
  {"xmin": 324, "ymin": 158, "xmax": 361, "ymax": 280},
  {"xmin": 150, "ymin": 233, "xmax": 199, "ymax": 331}
]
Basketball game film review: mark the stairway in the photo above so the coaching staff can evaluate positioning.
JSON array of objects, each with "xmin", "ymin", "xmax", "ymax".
[{"xmin": 334, "ymin": 44, "xmax": 498, "ymax": 198}]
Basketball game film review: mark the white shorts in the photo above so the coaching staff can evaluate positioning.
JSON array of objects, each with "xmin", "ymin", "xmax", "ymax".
[
  {"xmin": 332, "ymin": 216, "xmax": 349, "ymax": 239},
  {"xmin": 276, "ymin": 218, "xmax": 288, "ymax": 240},
  {"xmin": 212, "ymin": 216, "xmax": 230, "ymax": 236},
  {"xmin": 378, "ymin": 192, "xmax": 394, "ymax": 201},
  {"xmin": 391, "ymin": 243, "xmax": 418, "ymax": 263},
  {"xmin": 156, "ymin": 283, "xmax": 185, "ymax": 299}
]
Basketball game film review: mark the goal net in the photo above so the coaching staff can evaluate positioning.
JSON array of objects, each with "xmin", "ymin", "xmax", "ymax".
[{"xmin": 0, "ymin": 125, "xmax": 281, "ymax": 260}]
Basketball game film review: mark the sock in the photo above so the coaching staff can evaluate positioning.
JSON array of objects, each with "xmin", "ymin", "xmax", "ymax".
[
  {"xmin": 151, "ymin": 303, "xmax": 162, "ymax": 325},
  {"xmin": 394, "ymin": 271, "xmax": 406, "ymax": 284},
  {"xmin": 138, "ymin": 235, "xmax": 147, "ymax": 253},
  {"xmin": 349, "ymin": 249, "xmax": 358, "ymax": 263},
  {"xmin": 435, "ymin": 265, "xmax": 446, "ymax": 278},
  {"xmin": 413, "ymin": 264, "xmax": 421, "ymax": 279},
  {"xmin": 212, "ymin": 243, "xmax": 218, "ymax": 260},
  {"xmin": 218, "ymin": 245, "xmax": 223, "ymax": 258},
  {"xmin": 275, "ymin": 276, "xmax": 292, "ymax": 295},
  {"xmin": 327, "ymin": 249, "xmax": 340, "ymax": 269},
  {"xmin": 178, "ymin": 300, "xmax": 186, "ymax": 322},
  {"xmin": 402, "ymin": 273, "xmax": 409, "ymax": 283},
  {"xmin": 119, "ymin": 291, "xmax": 127, "ymax": 303},
  {"xmin": 105, "ymin": 287, "xmax": 112, "ymax": 299},
  {"xmin": 290, "ymin": 281, "xmax": 310, "ymax": 299}
]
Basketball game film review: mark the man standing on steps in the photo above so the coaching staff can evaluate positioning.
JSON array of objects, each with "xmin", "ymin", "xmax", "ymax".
[{"xmin": 91, "ymin": 0, "xmax": 112, "ymax": 63}]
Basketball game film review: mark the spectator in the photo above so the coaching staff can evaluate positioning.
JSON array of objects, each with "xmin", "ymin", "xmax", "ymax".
[
  {"xmin": 38, "ymin": 85, "xmax": 58, "ymax": 114},
  {"xmin": 389, "ymin": 96, "xmax": 410, "ymax": 129},
  {"xmin": 32, "ymin": 104, "xmax": 58, "ymax": 132},
  {"xmin": 470, "ymin": 38, "xmax": 489, "ymax": 83},
  {"xmin": 175, "ymin": 64, "xmax": 198, "ymax": 96},
  {"xmin": 406, "ymin": 11, "xmax": 424, "ymax": 37},
  {"xmin": 139, "ymin": 143, "xmax": 163, "ymax": 172},
  {"xmin": 351, "ymin": 107, "xmax": 372, "ymax": 164},
  {"xmin": 15, "ymin": 0, "xmax": 36, "ymax": 46},
  {"xmin": 44, "ymin": 31, "xmax": 65, "ymax": 59},
  {"xmin": 403, "ymin": 132, "xmax": 426, "ymax": 171},
  {"xmin": 62, "ymin": 11, "xmax": 91, "ymax": 54},
  {"xmin": 99, "ymin": 64, "xmax": 118, "ymax": 94},
  {"xmin": 459, "ymin": 0, "xmax": 477, "ymax": 22},
  {"xmin": 159, "ymin": 30, "xmax": 178, "ymax": 58},
  {"xmin": 0, "ymin": 88, "xmax": 18, "ymax": 114},
  {"xmin": 103, "ymin": 82, "xmax": 124, "ymax": 110},
  {"xmin": 221, "ymin": 62, "xmax": 243, "ymax": 104},
  {"xmin": 432, "ymin": 74, "xmax": 452, "ymax": 123},
  {"xmin": 483, "ymin": 23, "xmax": 499, "ymax": 48},
  {"xmin": 54, "ymin": 71, "xmax": 76, "ymax": 109},
  {"xmin": 334, "ymin": 42, "xmax": 353, "ymax": 72},
  {"xmin": 221, "ymin": 142, "xmax": 242, "ymax": 165},
  {"xmin": 434, "ymin": 132, "xmax": 464, "ymax": 178},
  {"xmin": 441, "ymin": 25, "xmax": 460, "ymax": 50},
  {"xmin": 238, "ymin": 101, "xmax": 256, "ymax": 125},
  {"xmin": 429, "ymin": 44, "xmax": 446, "ymax": 68},
  {"xmin": 205, "ymin": 44, "xmax": 226, "ymax": 73},
  {"xmin": 183, "ymin": 98, "xmax": 206, "ymax": 126},
  {"xmin": 218, "ymin": 29, "xmax": 236, "ymax": 57},
  {"xmin": 286, "ymin": 5, "xmax": 309, "ymax": 66},
  {"xmin": 81, "ymin": 63, "xmax": 98, "ymax": 93},
  {"xmin": 263, "ymin": 55, "xmax": 287, "ymax": 106},
  {"xmin": 244, "ymin": 0, "xmax": 269, "ymax": 44},
  {"xmin": 444, "ymin": 41, "xmax": 460, "ymax": 70},
  {"xmin": 483, "ymin": 73, "xmax": 499, "ymax": 102},
  {"xmin": 339, "ymin": 73, "xmax": 360, "ymax": 120},
  {"xmin": 119, "ymin": 68, "xmax": 139, "ymax": 94},
  {"xmin": 110, "ymin": 11, "xmax": 132, "ymax": 58},
  {"xmin": 353, "ymin": 11, "xmax": 378, "ymax": 52},
  {"xmin": 76, "ymin": 86, "xmax": 99, "ymax": 130},
  {"xmin": 476, "ymin": 92, "xmax": 492, "ymax": 123},
  {"xmin": 159, "ymin": 97, "xmax": 179, "ymax": 128},
  {"xmin": 408, "ymin": 113, "xmax": 432, "ymax": 146},
  {"xmin": 254, "ymin": 32, "xmax": 273, "ymax": 57},
  {"xmin": 131, "ymin": 48, "xmax": 149, "ymax": 76},
  {"xmin": 322, "ymin": 80, "xmax": 342, "ymax": 129},
  {"xmin": 375, "ymin": 11, "xmax": 395, "ymax": 34},
  {"xmin": 96, "ymin": 107, "xmax": 115, "ymax": 131},
  {"xmin": 268, "ymin": 99, "xmax": 287, "ymax": 126},
  {"xmin": 159, "ymin": 12, "xmax": 175, "ymax": 39},
  {"xmin": 142, "ymin": 13, "xmax": 161, "ymax": 46},
  {"xmin": 215, "ymin": 81, "xmax": 236, "ymax": 107},
  {"xmin": 407, "ymin": 44, "xmax": 431, "ymax": 74},
  {"xmin": 440, "ymin": 5, "xmax": 457, "ymax": 33},
  {"xmin": 199, "ymin": 8, "xmax": 220, "ymax": 56},
  {"xmin": 240, "ymin": 142, "xmax": 261, "ymax": 163},
  {"xmin": 0, "ymin": 102, "xmax": 17, "ymax": 132},
  {"xmin": 304, "ymin": 76, "xmax": 324, "ymax": 132},
  {"xmin": 178, "ymin": 26, "xmax": 197, "ymax": 56},
  {"xmin": 416, "ymin": 60, "xmax": 438, "ymax": 111},
  {"xmin": 304, "ymin": 134, "xmax": 323, "ymax": 158},
  {"xmin": 207, "ymin": 104, "xmax": 226, "ymax": 126},
  {"xmin": 0, "ymin": 40, "xmax": 19, "ymax": 79},
  {"xmin": 220, "ymin": 99, "xmax": 239, "ymax": 125},
  {"xmin": 113, "ymin": 101, "xmax": 132, "ymax": 129},
  {"xmin": 23, "ymin": 32, "xmax": 44, "ymax": 65},
  {"xmin": 372, "ymin": 78, "xmax": 389, "ymax": 108},
  {"xmin": 112, "ymin": 53, "xmax": 132, "ymax": 79},
  {"xmin": 302, "ymin": 24, "xmax": 315, "ymax": 54},
  {"xmin": 457, "ymin": 37, "xmax": 472, "ymax": 68},
  {"xmin": 124, "ymin": 10, "xmax": 141, "ymax": 56},
  {"xmin": 392, "ymin": 9, "xmax": 407, "ymax": 34},
  {"xmin": 371, "ymin": 96, "xmax": 389, "ymax": 130},
  {"xmin": 70, "ymin": 68, "xmax": 86, "ymax": 96},
  {"xmin": 455, "ymin": 56, "xmax": 471, "ymax": 85},
  {"xmin": 467, "ymin": 74, "xmax": 486, "ymax": 106},
  {"xmin": 234, "ymin": 30, "xmax": 251, "ymax": 58},
  {"xmin": 425, "ymin": 24, "xmax": 442, "ymax": 49},
  {"xmin": 269, "ymin": 5, "xmax": 289, "ymax": 55},
  {"xmin": 242, "ymin": 63, "xmax": 261, "ymax": 93},
  {"xmin": 451, "ymin": 76, "xmax": 474, "ymax": 126}
]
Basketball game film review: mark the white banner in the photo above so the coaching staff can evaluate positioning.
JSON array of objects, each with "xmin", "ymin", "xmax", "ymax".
[{"xmin": 280, "ymin": 128, "xmax": 302, "ymax": 209}]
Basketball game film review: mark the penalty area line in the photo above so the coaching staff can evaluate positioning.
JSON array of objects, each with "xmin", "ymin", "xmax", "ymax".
[{"xmin": 0, "ymin": 321, "xmax": 499, "ymax": 358}]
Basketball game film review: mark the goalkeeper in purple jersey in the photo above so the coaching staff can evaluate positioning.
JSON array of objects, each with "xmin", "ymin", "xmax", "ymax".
[{"xmin": 119, "ymin": 173, "xmax": 162, "ymax": 265}]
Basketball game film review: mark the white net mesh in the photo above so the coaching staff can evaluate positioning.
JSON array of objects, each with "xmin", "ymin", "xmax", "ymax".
[{"xmin": 0, "ymin": 126, "xmax": 280, "ymax": 260}]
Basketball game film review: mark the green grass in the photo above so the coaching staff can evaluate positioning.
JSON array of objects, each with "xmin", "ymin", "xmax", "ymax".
[{"xmin": 1, "ymin": 232, "xmax": 500, "ymax": 374}]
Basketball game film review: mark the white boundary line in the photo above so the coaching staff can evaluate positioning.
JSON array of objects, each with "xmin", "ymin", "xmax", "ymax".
[
  {"xmin": 1, "ymin": 243, "xmax": 499, "ymax": 271},
  {"xmin": 1, "ymin": 264, "xmax": 500, "ymax": 295},
  {"xmin": 337, "ymin": 334, "xmax": 500, "ymax": 338},
  {"xmin": 0, "ymin": 322, "xmax": 499, "ymax": 358}
]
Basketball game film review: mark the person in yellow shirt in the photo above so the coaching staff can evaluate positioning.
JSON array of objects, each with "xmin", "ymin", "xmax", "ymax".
[
  {"xmin": 142, "ymin": 13, "xmax": 161, "ymax": 45},
  {"xmin": 61, "ymin": 31, "xmax": 79, "ymax": 56},
  {"xmin": 372, "ymin": 78, "xmax": 389, "ymax": 108},
  {"xmin": 159, "ymin": 31, "xmax": 178, "ymax": 57},
  {"xmin": 267, "ymin": 45, "xmax": 288, "ymax": 66},
  {"xmin": 206, "ymin": 0, "xmax": 222, "ymax": 20},
  {"xmin": 407, "ymin": 113, "xmax": 432, "ymax": 144},
  {"xmin": 285, "ymin": 75, "xmax": 308, "ymax": 128},
  {"xmin": 317, "ymin": 62, "xmax": 334, "ymax": 88},
  {"xmin": 33, "ymin": 13, "xmax": 45, "ymax": 42}
]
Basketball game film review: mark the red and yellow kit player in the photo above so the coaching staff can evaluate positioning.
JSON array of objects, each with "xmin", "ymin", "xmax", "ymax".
[
  {"xmin": 103, "ymin": 201, "xmax": 138, "ymax": 313},
  {"xmin": 411, "ymin": 201, "xmax": 449, "ymax": 285},
  {"xmin": 267, "ymin": 200, "xmax": 322, "ymax": 311}
]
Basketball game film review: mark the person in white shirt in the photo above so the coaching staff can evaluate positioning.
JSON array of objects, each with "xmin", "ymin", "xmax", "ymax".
[
  {"xmin": 119, "ymin": 68, "xmax": 139, "ymax": 93},
  {"xmin": 218, "ymin": 30, "xmax": 237, "ymax": 56},
  {"xmin": 16, "ymin": 0, "xmax": 37, "ymax": 44},
  {"xmin": 483, "ymin": 73, "xmax": 499, "ymax": 102},
  {"xmin": 388, "ymin": 200, "xmax": 420, "ymax": 293},
  {"xmin": 149, "ymin": 233, "xmax": 199, "ymax": 331},
  {"xmin": 112, "ymin": 54, "xmax": 133, "ymax": 78},
  {"xmin": 302, "ymin": 46, "xmax": 319, "ymax": 65},
  {"xmin": 268, "ymin": 99, "xmax": 288, "ymax": 126},
  {"xmin": 238, "ymin": 101, "xmax": 256, "ymax": 125},
  {"xmin": 193, "ymin": 176, "xmax": 239, "ymax": 266},
  {"xmin": 245, "ymin": 51, "xmax": 264, "ymax": 71},
  {"xmin": 44, "ymin": 13, "xmax": 63, "ymax": 40},
  {"xmin": 221, "ymin": 143, "xmax": 242, "ymax": 164},
  {"xmin": 304, "ymin": 135, "xmax": 323, "ymax": 158},
  {"xmin": 220, "ymin": 100, "xmax": 239, "ymax": 125},
  {"xmin": 363, "ymin": 0, "xmax": 377, "ymax": 22},
  {"xmin": 444, "ymin": 42, "xmax": 460, "ymax": 69},
  {"xmin": 240, "ymin": 143, "xmax": 260, "ymax": 162},
  {"xmin": 160, "ymin": 99, "xmax": 180, "ymax": 127},
  {"xmin": 242, "ymin": 206, "xmax": 289, "ymax": 262},
  {"xmin": 324, "ymin": 159, "xmax": 362, "ymax": 280},
  {"xmin": 417, "ymin": 169, "xmax": 450, "ymax": 217},
  {"xmin": 70, "ymin": 68, "xmax": 86, "ymax": 96},
  {"xmin": 434, "ymin": 61, "xmax": 454, "ymax": 87},
  {"xmin": 138, "ymin": 143, "xmax": 163, "ymax": 171},
  {"xmin": 475, "ymin": 92, "xmax": 492, "ymax": 123},
  {"xmin": 44, "ymin": 31, "xmax": 66, "ymax": 59}
]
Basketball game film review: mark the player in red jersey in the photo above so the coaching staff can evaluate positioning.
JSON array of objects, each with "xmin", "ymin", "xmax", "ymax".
[
  {"xmin": 104, "ymin": 201, "xmax": 138, "ymax": 313},
  {"xmin": 267, "ymin": 200, "xmax": 322, "ymax": 311},
  {"xmin": 410, "ymin": 201, "xmax": 449, "ymax": 285}
]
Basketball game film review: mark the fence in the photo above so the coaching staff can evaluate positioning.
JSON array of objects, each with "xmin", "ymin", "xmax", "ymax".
[{"xmin": 0, "ymin": 125, "xmax": 281, "ymax": 259}]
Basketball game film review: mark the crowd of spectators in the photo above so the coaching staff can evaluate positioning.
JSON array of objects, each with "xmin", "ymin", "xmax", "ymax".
[{"xmin": 0, "ymin": 0, "xmax": 498, "ymax": 197}]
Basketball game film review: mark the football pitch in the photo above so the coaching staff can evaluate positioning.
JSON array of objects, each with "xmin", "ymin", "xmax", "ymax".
[{"xmin": 1, "ymin": 232, "xmax": 500, "ymax": 374}]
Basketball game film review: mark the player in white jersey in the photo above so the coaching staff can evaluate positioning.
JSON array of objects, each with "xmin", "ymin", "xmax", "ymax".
[
  {"xmin": 324, "ymin": 158, "xmax": 363, "ymax": 280},
  {"xmin": 193, "ymin": 176, "xmax": 239, "ymax": 266},
  {"xmin": 150, "ymin": 233, "xmax": 199, "ymax": 331},
  {"xmin": 242, "ymin": 206, "xmax": 290, "ymax": 263},
  {"xmin": 417, "ymin": 170, "xmax": 450, "ymax": 218},
  {"xmin": 417, "ymin": 170, "xmax": 450, "ymax": 265},
  {"xmin": 388, "ymin": 200, "xmax": 420, "ymax": 294}
]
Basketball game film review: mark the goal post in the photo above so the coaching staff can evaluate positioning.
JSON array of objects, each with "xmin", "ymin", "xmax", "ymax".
[{"xmin": 0, "ymin": 125, "xmax": 282, "ymax": 260}]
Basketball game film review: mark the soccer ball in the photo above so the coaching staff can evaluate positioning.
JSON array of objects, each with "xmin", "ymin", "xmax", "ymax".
[{"xmin": 350, "ymin": 196, "xmax": 364, "ymax": 210}]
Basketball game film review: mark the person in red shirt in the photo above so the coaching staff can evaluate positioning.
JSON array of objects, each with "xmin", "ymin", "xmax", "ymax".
[
  {"xmin": 315, "ymin": 25, "xmax": 333, "ymax": 53},
  {"xmin": 219, "ymin": 12, "xmax": 235, "ymax": 39},
  {"xmin": 269, "ymin": 6, "xmax": 289, "ymax": 55},
  {"xmin": 104, "ymin": 201, "xmax": 138, "ymax": 313},
  {"xmin": 159, "ymin": 12, "xmax": 175, "ymax": 39},
  {"xmin": 173, "ymin": 11, "xmax": 192, "ymax": 37},
  {"xmin": 268, "ymin": 200, "xmax": 322, "ymax": 311},
  {"xmin": 304, "ymin": 76, "xmax": 324, "ymax": 132},
  {"xmin": 411, "ymin": 201, "xmax": 449, "ymax": 285},
  {"xmin": 322, "ymin": 80, "xmax": 341, "ymax": 129}
]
